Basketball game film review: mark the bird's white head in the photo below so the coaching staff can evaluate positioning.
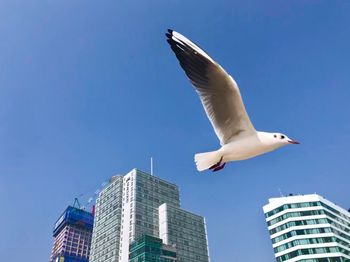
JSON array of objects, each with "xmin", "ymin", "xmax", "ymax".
[
  {"xmin": 271, "ymin": 132, "xmax": 300, "ymax": 146},
  {"xmin": 258, "ymin": 132, "xmax": 300, "ymax": 149}
]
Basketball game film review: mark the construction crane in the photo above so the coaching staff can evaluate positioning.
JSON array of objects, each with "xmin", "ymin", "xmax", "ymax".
[{"xmin": 73, "ymin": 197, "xmax": 82, "ymax": 209}]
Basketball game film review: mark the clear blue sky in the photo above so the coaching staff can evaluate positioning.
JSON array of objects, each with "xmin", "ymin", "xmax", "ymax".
[{"xmin": 1, "ymin": 1, "xmax": 350, "ymax": 261}]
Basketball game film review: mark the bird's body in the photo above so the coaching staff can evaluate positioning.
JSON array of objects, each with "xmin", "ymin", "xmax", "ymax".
[
  {"xmin": 221, "ymin": 132, "xmax": 282, "ymax": 162},
  {"xmin": 195, "ymin": 132, "xmax": 288, "ymax": 171},
  {"xmin": 165, "ymin": 29, "xmax": 299, "ymax": 172}
]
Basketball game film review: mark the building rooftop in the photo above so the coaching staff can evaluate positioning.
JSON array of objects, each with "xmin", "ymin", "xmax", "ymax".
[
  {"xmin": 263, "ymin": 193, "xmax": 350, "ymax": 216},
  {"xmin": 53, "ymin": 205, "xmax": 94, "ymax": 237}
]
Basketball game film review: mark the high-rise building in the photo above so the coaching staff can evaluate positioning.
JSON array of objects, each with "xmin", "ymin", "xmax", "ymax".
[
  {"xmin": 263, "ymin": 194, "xmax": 350, "ymax": 262},
  {"xmin": 159, "ymin": 203, "xmax": 209, "ymax": 262},
  {"xmin": 89, "ymin": 168, "xmax": 210, "ymax": 262},
  {"xmin": 129, "ymin": 235, "xmax": 177, "ymax": 262},
  {"xmin": 50, "ymin": 205, "xmax": 94, "ymax": 262},
  {"xmin": 89, "ymin": 176, "xmax": 123, "ymax": 262}
]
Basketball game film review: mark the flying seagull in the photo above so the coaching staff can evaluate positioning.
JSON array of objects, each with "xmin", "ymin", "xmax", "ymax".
[{"xmin": 165, "ymin": 29, "xmax": 299, "ymax": 172}]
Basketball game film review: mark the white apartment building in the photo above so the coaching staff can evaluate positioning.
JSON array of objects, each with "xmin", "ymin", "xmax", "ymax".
[{"xmin": 263, "ymin": 194, "xmax": 350, "ymax": 262}]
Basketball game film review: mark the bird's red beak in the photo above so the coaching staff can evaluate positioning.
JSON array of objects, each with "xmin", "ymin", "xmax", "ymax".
[{"xmin": 288, "ymin": 140, "xmax": 300, "ymax": 144}]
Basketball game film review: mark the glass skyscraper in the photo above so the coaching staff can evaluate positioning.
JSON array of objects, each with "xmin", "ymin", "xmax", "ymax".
[
  {"xmin": 263, "ymin": 194, "xmax": 350, "ymax": 262},
  {"xmin": 159, "ymin": 203, "xmax": 209, "ymax": 262},
  {"xmin": 89, "ymin": 168, "xmax": 210, "ymax": 262},
  {"xmin": 89, "ymin": 176, "xmax": 123, "ymax": 262}
]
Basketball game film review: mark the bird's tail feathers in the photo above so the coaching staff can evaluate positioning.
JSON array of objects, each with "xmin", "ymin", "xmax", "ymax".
[{"xmin": 195, "ymin": 150, "xmax": 221, "ymax": 172}]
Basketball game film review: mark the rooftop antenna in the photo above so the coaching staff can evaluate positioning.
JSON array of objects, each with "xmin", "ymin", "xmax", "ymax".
[{"xmin": 151, "ymin": 157, "xmax": 154, "ymax": 176}]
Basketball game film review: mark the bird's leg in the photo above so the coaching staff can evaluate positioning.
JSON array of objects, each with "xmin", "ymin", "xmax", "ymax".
[
  {"xmin": 212, "ymin": 162, "xmax": 226, "ymax": 172},
  {"xmin": 209, "ymin": 156, "xmax": 223, "ymax": 170}
]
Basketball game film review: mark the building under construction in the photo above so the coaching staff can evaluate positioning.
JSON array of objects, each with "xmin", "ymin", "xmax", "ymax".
[{"xmin": 49, "ymin": 201, "xmax": 94, "ymax": 262}]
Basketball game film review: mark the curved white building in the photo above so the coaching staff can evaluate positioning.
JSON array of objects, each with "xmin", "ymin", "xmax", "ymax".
[{"xmin": 263, "ymin": 194, "xmax": 350, "ymax": 262}]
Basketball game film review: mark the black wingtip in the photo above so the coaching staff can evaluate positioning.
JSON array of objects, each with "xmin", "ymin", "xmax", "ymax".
[
  {"xmin": 165, "ymin": 33, "xmax": 172, "ymax": 39},
  {"xmin": 167, "ymin": 29, "xmax": 173, "ymax": 34}
]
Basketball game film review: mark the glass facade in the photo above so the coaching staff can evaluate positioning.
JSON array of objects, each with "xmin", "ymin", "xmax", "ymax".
[
  {"xmin": 90, "ymin": 176, "xmax": 123, "ymax": 262},
  {"xmin": 159, "ymin": 204, "xmax": 209, "ymax": 262},
  {"xmin": 130, "ymin": 169, "xmax": 180, "ymax": 240},
  {"xmin": 129, "ymin": 235, "xmax": 177, "ymax": 262},
  {"xmin": 299, "ymin": 258, "xmax": 347, "ymax": 262},
  {"xmin": 263, "ymin": 194, "xmax": 350, "ymax": 262}
]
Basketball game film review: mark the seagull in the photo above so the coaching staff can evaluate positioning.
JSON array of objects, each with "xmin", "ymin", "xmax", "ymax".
[{"xmin": 165, "ymin": 29, "xmax": 299, "ymax": 172}]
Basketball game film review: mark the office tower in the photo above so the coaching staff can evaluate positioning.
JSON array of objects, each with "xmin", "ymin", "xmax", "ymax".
[
  {"xmin": 50, "ymin": 205, "xmax": 94, "ymax": 262},
  {"xmin": 89, "ymin": 168, "xmax": 210, "ymax": 262},
  {"xmin": 89, "ymin": 176, "xmax": 123, "ymax": 262},
  {"xmin": 129, "ymin": 235, "xmax": 177, "ymax": 262},
  {"xmin": 263, "ymin": 194, "xmax": 350, "ymax": 262}
]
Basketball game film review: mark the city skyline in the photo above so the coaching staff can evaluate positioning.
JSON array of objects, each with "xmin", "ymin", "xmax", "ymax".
[{"xmin": 1, "ymin": 1, "xmax": 350, "ymax": 261}]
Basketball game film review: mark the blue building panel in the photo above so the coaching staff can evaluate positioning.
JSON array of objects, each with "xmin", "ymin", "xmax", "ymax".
[{"xmin": 53, "ymin": 206, "xmax": 94, "ymax": 237}]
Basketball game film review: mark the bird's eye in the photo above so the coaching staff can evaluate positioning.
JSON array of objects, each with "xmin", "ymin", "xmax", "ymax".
[
  {"xmin": 281, "ymin": 135, "xmax": 285, "ymax": 139},
  {"xmin": 274, "ymin": 135, "xmax": 277, "ymax": 138}
]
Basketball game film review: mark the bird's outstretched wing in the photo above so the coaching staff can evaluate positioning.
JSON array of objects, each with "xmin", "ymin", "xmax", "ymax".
[{"xmin": 166, "ymin": 29, "xmax": 256, "ymax": 145}]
